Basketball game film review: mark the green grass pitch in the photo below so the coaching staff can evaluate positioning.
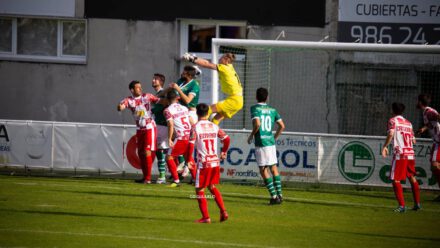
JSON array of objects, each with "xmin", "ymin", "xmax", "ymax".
[{"xmin": 0, "ymin": 175, "xmax": 439, "ymax": 248}]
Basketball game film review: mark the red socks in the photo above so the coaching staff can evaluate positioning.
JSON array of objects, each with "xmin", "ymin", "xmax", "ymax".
[
  {"xmin": 410, "ymin": 179, "xmax": 420, "ymax": 205},
  {"xmin": 166, "ymin": 158, "xmax": 180, "ymax": 182},
  {"xmin": 392, "ymin": 181, "xmax": 405, "ymax": 207},
  {"xmin": 434, "ymin": 169, "xmax": 440, "ymax": 188},
  {"xmin": 145, "ymin": 155, "xmax": 153, "ymax": 181},
  {"xmin": 209, "ymin": 187, "xmax": 226, "ymax": 212},
  {"xmin": 197, "ymin": 191, "xmax": 209, "ymax": 219}
]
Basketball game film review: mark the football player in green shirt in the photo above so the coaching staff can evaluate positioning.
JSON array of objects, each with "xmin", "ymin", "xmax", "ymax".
[
  {"xmin": 247, "ymin": 88, "xmax": 285, "ymax": 205},
  {"xmin": 169, "ymin": 65, "xmax": 201, "ymax": 180},
  {"xmin": 151, "ymin": 73, "xmax": 169, "ymax": 184}
]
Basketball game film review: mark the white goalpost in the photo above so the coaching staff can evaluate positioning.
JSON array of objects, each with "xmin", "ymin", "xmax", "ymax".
[{"xmin": 211, "ymin": 38, "xmax": 440, "ymax": 135}]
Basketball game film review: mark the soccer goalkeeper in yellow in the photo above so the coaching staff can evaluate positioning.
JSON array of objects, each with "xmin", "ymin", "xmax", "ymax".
[{"xmin": 182, "ymin": 52, "xmax": 243, "ymax": 125}]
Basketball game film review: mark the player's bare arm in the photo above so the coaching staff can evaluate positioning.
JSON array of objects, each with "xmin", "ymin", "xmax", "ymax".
[
  {"xmin": 169, "ymin": 82, "xmax": 195, "ymax": 105},
  {"xmin": 274, "ymin": 120, "xmax": 285, "ymax": 140},
  {"xmin": 167, "ymin": 119, "xmax": 175, "ymax": 148},
  {"xmin": 381, "ymin": 131, "xmax": 394, "ymax": 158},
  {"xmin": 117, "ymin": 103, "xmax": 126, "ymax": 111},
  {"xmin": 417, "ymin": 125, "xmax": 428, "ymax": 135},
  {"xmin": 182, "ymin": 53, "xmax": 217, "ymax": 70},
  {"xmin": 248, "ymin": 118, "xmax": 261, "ymax": 144}
]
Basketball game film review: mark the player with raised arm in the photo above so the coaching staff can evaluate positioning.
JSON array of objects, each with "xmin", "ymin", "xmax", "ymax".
[
  {"xmin": 169, "ymin": 65, "xmax": 201, "ymax": 179},
  {"xmin": 164, "ymin": 90, "xmax": 194, "ymax": 187},
  {"xmin": 381, "ymin": 102, "xmax": 421, "ymax": 212},
  {"xmin": 182, "ymin": 52, "xmax": 243, "ymax": 125},
  {"xmin": 247, "ymin": 88, "xmax": 285, "ymax": 205},
  {"xmin": 151, "ymin": 73, "xmax": 168, "ymax": 184},
  {"xmin": 118, "ymin": 80, "xmax": 161, "ymax": 184},
  {"xmin": 416, "ymin": 94, "xmax": 440, "ymax": 196},
  {"xmin": 188, "ymin": 103, "xmax": 231, "ymax": 223}
]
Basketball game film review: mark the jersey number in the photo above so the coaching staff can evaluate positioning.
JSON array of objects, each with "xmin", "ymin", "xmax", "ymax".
[
  {"xmin": 180, "ymin": 117, "xmax": 190, "ymax": 130},
  {"xmin": 400, "ymin": 132, "xmax": 412, "ymax": 147},
  {"xmin": 203, "ymin": 139, "xmax": 215, "ymax": 154},
  {"xmin": 260, "ymin": 115, "xmax": 272, "ymax": 132}
]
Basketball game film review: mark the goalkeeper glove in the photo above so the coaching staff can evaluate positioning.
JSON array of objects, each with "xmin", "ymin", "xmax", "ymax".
[
  {"xmin": 193, "ymin": 65, "xmax": 202, "ymax": 77},
  {"xmin": 182, "ymin": 52, "xmax": 197, "ymax": 63}
]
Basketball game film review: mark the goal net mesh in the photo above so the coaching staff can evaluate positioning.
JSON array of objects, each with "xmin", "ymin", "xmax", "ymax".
[{"xmin": 214, "ymin": 42, "xmax": 440, "ymax": 136}]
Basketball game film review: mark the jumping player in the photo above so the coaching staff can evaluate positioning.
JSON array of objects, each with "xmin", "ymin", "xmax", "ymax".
[
  {"xmin": 416, "ymin": 94, "xmax": 440, "ymax": 196},
  {"xmin": 247, "ymin": 88, "xmax": 285, "ymax": 205},
  {"xmin": 164, "ymin": 90, "xmax": 194, "ymax": 187},
  {"xmin": 118, "ymin": 80, "xmax": 162, "ymax": 184},
  {"xmin": 182, "ymin": 52, "xmax": 243, "ymax": 125},
  {"xmin": 381, "ymin": 102, "xmax": 421, "ymax": 212},
  {"xmin": 188, "ymin": 103, "xmax": 231, "ymax": 223}
]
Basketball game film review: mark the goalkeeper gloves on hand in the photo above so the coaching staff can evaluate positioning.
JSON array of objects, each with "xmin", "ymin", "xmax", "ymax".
[{"xmin": 182, "ymin": 52, "xmax": 197, "ymax": 63}]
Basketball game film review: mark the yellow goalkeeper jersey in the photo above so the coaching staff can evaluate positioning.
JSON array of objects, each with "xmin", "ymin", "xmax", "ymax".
[{"xmin": 217, "ymin": 64, "xmax": 243, "ymax": 96}]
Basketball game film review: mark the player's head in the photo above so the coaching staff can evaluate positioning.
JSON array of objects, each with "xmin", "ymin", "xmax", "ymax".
[
  {"xmin": 219, "ymin": 53, "xmax": 235, "ymax": 65},
  {"xmin": 181, "ymin": 66, "xmax": 196, "ymax": 81},
  {"xmin": 152, "ymin": 73, "xmax": 165, "ymax": 91},
  {"xmin": 256, "ymin": 87, "xmax": 269, "ymax": 103},
  {"xmin": 129, "ymin": 80, "xmax": 142, "ymax": 97},
  {"xmin": 196, "ymin": 103, "xmax": 210, "ymax": 119},
  {"xmin": 417, "ymin": 94, "xmax": 431, "ymax": 109},
  {"xmin": 166, "ymin": 89, "xmax": 179, "ymax": 103},
  {"xmin": 391, "ymin": 102, "xmax": 405, "ymax": 116}
]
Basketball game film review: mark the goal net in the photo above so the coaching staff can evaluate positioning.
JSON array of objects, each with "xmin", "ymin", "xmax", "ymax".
[{"xmin": 211, "ymin": 38, "xmax": 440, "ymax": 136}]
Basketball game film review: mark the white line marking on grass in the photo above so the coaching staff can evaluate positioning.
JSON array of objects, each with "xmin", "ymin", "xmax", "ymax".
[{"xmin": 0, "ymin": 228, "xmax": 282, "ymax": 248}]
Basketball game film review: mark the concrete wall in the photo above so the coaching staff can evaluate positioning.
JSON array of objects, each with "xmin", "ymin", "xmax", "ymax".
[{"xmin": 0, "ymin": 19, "xmax": 179, "ymax": 124}]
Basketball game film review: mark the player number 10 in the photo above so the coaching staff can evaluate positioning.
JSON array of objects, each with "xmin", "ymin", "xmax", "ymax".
[{"xmin": 260, "ymin": 115, "xmax": 272, "ymax": 132}]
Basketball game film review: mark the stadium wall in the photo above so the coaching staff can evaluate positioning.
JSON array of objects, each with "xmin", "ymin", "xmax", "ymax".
[{"xmin": 1, "ymin": 120, "xmax": 437, "ymax": 190}]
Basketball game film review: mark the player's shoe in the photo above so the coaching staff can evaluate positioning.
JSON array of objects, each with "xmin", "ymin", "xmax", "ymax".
[
  {"xmin": 393, "ymin": 206, "xmax": 406, "ymax": 213},
  {"xmin": 156, "ymin": 177, "xmax": 166, "ymax": 184},
  {"xmin": 220, "ymin": 211, "xmax": 229, "ymax": 222},
  {"xmin": 269, "ymin": 197, "xmax": 278, "ymax": 205},
  {"xmin": 412, "ymin": 204, "xmax": 422, "ymax": 211},
  {"xmin": 182, "ymin": 166, "xmax": 190, "ymax": 177},
  {"xmin": 277, "ymin": 195, "xmax": 283, "ymax": 204},
  {"xmin": 134, "ymin": 178, "xmax": 150, "ymax": 184},
  {"xmin": 168, "ymin": 182, "xmax": 180, "ymax": 188},
  {"xmin": 434, "ymin": 195, "xmax": 440, "ymax": 202},
  {"xmin": 195, "ymin": 218, "xmax": 211, "ymax": 224}
]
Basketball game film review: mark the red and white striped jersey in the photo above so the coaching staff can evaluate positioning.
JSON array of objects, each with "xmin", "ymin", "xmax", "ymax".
[
  {"xmin": 423, "ymin": 107, "xmax": 440, "ymax": 143},
  {"xmin": 190, "ymin": 120, "xmax": 228, "ymax": 169},
  {"xmin": 164, "ymin": 103, "xmax": 191, "ymax": 140},
  {"xmin": 387, "ymin": 115, "xmax": 415, "ymax": 158},
  {"xmin": 120, "ymin": 93, "xmax": 159, "ymax": 129}
]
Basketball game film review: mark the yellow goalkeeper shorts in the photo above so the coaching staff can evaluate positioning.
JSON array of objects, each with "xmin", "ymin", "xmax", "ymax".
[{"xmin": 215, "ymin": 95, "xmax": 243, "ymax": 119}]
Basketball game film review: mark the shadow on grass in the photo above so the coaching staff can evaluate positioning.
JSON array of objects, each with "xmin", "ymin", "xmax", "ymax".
[
  {"xmin": 0, "ymin": 208, "xmax": 189, "ymax": 223},
  {"xmin": 324, "ymin": 229, "xmax": 440, "ymax": 242}
]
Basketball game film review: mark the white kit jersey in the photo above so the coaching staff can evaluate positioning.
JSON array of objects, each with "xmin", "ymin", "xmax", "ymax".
[
  {"xmin": 423, "ymin": 107, "xmax": 440, "ymax": 143},
  {"xmin": 387, "ymin": 115, "xmax": 415, "ymax": 158},
  {"xmin": 164, "ymin": 103, "xmax": 191, "ymax": 140},
  {"xmin": 120, "ymin": 93, "xmax": 159, "ymax": 129},
  {"xmin": 190, "ymin": 120, "xmax": 228, "ymax": 169}
]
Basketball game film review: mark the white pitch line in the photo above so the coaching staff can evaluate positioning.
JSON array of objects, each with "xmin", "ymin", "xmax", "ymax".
[
  {"xmin": 0, "ymin": 228, "xmax": 282, "ymax": 248},
  {"xmin": 4, "ymin": 179, "xmax": 440, "ymax": 213}
]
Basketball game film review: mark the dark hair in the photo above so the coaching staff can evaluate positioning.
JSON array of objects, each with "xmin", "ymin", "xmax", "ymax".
[
  {"xmin": 392, "ymin": 102, "xmax": 405, "ymax": 115},
  {"xmin": 196, "ymin": 103, "xmax": 210, "ymax": 117},
  {"xmin": 224, "ymin": 53, "xmax": 235, "ymax": 63},
  {"xmin": 184, "ymin": 66, "xmax": 196, "ymax": 78},
  {"xmin": 129, "ymin": 80, "xmax": 140, "ymax": 90},
  {"xmin": 418, "ymin": 94, "xmax": 431, "ymax": 107},
  {"xmin": 166, "ymin": 90, "xmax": 178, "ymax": 101},
  {"xmin": 153, "ymin": 73, "xmax": 165, "ymax": 83},
  {"xmin": 256, "ymin": 87, "xmax": 268, "ymax": 102}
]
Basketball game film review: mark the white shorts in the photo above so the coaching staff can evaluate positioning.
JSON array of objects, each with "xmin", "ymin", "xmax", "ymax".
[
  {"xmin": 156, "ymin": 125, "xmax": 169, "ymax": 150},
  {"xmin": 255, "ymin": 145, "xmax": 278, "ymax": 167},
  {"xmin": 189, "ymin": 110, "xmax": 198, "ymax": 124}
]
